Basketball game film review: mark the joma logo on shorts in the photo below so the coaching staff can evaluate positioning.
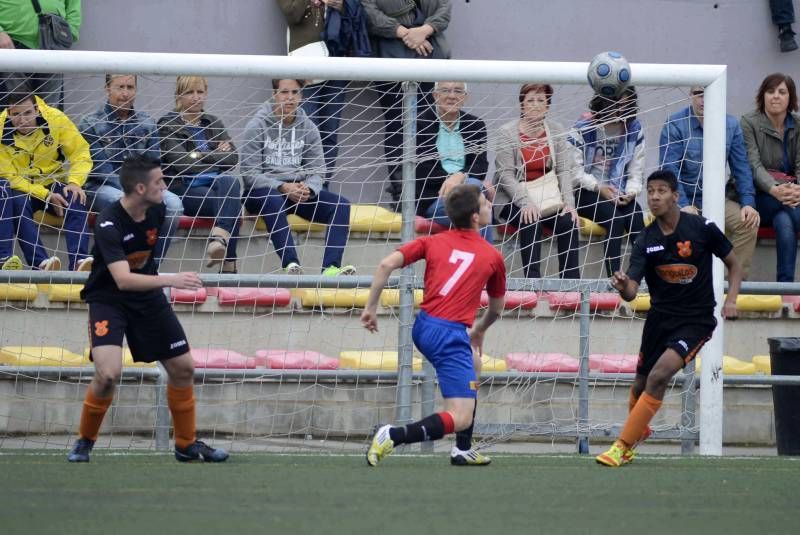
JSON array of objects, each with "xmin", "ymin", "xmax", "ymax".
[{"xmin": 169, "ymin": 340, "xmax": 187, "ymax": 350}]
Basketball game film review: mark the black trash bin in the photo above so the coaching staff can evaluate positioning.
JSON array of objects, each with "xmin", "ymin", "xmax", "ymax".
[{"xmin": 768, "ymin": 337, "xmax": 800, "ymax": 455}]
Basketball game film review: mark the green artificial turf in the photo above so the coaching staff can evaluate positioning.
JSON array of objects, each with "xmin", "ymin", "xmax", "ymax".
[{"xmin": 1, "ymin": 452, "xmax": 798, "ymax": 535}]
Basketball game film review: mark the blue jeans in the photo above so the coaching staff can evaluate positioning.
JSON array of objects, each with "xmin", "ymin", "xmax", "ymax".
[
  {"xmin": 770, "ymin": 0, "xmax": 795, "ymax": 25},
  {"xmin": 243, "ymin": 187, "xmax": 351, "ymax": 269},
  {"xmin": 302, "ymin": 80, "xmax": 347, "ymax": 185},
  {"xmin": 86, "ymin": 181, "xmax": 183, "ymax": 264},
  {"xmin": 170, "ymin": 175, "xmax": 241, "ymax": 260},
  {"xmin": 757, "ymin": 191, "xmax": 800, "ymax": 282},
  {"xmin": 423, "ymin": 177, "xmax": 494, "ymax": 243},
  {"xmin": 0, "ymin": 180, "xmax": 89, "ymax": 269}
]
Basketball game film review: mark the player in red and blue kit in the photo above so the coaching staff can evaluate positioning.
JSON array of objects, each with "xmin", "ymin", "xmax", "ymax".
[{"xmin": 361, "ymin": 184, "xmax": 506, "ymax": 467}]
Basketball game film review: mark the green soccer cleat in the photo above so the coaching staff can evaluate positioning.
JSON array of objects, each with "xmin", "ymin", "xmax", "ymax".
[
  {"xmin": 366, "ymin": 424, "xmax": 394, "ymax": 467},
  {"xmin": 450, "ymin": 447, "xmax": 491, "ymax": 466},
  {"xmin": 322, "ymin": 264, "xmax": 356, "ymax": 277},
  {"xmin": 1, "ymin": 255, "xmax": 23, "ymax": 270},
  {"xmin": 596, "ymin": 441, "xmax": 627, "ymax": 468}
]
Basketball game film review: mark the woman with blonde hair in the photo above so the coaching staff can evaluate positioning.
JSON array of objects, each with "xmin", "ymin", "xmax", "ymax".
[
  {"xmin": 493, "ymin": 83, "xmax": 580, "ymax": 279},
  {"xmin": 158, "ymin": 76, "xmax": 241, "ymax": 273}
]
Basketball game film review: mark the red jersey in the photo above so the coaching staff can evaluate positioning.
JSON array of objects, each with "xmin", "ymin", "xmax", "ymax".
[{"xmin": 397, "ymin": 229, "xmax": 506, "ymax": 326}]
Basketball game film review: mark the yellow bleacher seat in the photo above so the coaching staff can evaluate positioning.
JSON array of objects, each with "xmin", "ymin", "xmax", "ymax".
[
  {"xmin": 0, "ymin": 283, "xmax": 38, "ymax": 302},
  {"xmin": 33, "ymin": 210, "xmax": 64, "ymax": 228},
  {"xmin": 339, "ymin": 350, "xmax": 422, "ymax": 371},
  {"xmin": 752, "ymin": 355, "xmax": 771, "ymax": 375},
  {"xmin": 0, "ymin": 346, "xmax": 89, "ymax": 366},
  {"xmin": 83, "ymin": 347, "xmax": 157, "ymax": 367},
  {"xmin": 579, "ymin": 217, "xmax": 607, "ymax": 238},
  {"xmin": 255, "ymin": 204, "xmax": 402, "ymax": 234},
  {"xmin": 629, "ymin": 293, "xmax": 651, "ymax": 312},
  {"xmin": 300, "ymin": 288, "xmax": 370, "ymax": 308},
  {"xmin": 349, "ymin": 205, "xmax": 402, "ymax": 233},
  {"xmin": 695, "ymin": 355, "xmax": 757, "ymax": 375},
  {"xmin": 41, "ymin": 284, "xmax": 84, "ymax": 302},
  {"xmin": 380, "ymin": 289, "xmax": 424, "ymax": 307},
  {"xmin": 480, "ymin": 354, "xmax": 507, "ymax": 372},
  {"xmin": 734, "ymin": 295, "xmax": 783, "ymax": 313}
]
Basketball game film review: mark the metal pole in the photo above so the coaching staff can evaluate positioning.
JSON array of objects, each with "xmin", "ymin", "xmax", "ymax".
[
  {"xmin": 699, "ymin": 71, "xmax": 727, "ymax": 456},
  {"xmin": 681, "ymin": 360, "xmax": 698, "ymax": 454},
  {"xmin": 154, "ymin": 364, "xmax": 170, "ymax": 451},
  {"xmin": 395, "ymin": 81, "xmax": 418, "ymax": 428},
  {"xmin": 577, "ymin": 288, "xmax": 591, "ymax": 454}
]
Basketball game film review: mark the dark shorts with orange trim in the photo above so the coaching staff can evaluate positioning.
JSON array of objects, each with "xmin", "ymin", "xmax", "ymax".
[
  {"xmin": 87, "ymin": 298, "xmax": 189, "ymax": 363},
  {"xmin": 637, "ymin": 310, "xmax": 717, "ymax": 376}
]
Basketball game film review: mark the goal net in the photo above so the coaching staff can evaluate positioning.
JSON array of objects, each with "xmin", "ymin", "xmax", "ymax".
[{"xmin": 0, "ymin": 51, "xmax": 728, "ymax": 455}]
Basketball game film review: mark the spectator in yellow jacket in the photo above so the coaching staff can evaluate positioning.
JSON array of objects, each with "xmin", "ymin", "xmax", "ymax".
[{"xmin": 0, "ymin": 85, "xmax": 92, "ymax": 271}]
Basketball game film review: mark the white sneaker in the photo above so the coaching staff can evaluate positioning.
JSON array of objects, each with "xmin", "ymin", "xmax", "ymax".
[
  {"xmin": 450, "ymin": 446, "xmax": 491, "ymax": 466},
  {"xmin": 284, "ymin": 262, "xmax": 303, "ymax": 275},
  {"xmin": 39, "ymin": 256, "xmax": 62, "ymax": 271},
  {"xmin": 75, "ymin": 256, "xmax": 93, "ymax": 272}
]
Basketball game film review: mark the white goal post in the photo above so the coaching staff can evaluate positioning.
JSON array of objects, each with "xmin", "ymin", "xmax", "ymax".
[{"xmin": 0, "ymin": 49, "xmax": 728, "ymax": 455}]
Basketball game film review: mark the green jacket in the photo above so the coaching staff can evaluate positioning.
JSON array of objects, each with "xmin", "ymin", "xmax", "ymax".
[
  {"xmin": 277, "ymin": 0, "xmax": 326, "ymax": 53},
  {"xmin": 0, "ymin": 0, "xmax": 81, "ymax": 50},
  {"xmin": 740, "ymin": 109, "xmax": 800, "ymax": 193}
]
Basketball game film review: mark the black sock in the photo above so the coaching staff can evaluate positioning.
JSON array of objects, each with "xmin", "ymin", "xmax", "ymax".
[
  {"xmin": 389, "ymin": 413, "xmax": 447, "ymax": 446},
  {"xmin": 455, "ymin": 401, "xmax": 477, "ymax": 451}
]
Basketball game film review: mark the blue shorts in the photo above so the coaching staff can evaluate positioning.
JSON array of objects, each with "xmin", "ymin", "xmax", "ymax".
[{"xmin": 412, "ymin": 311, "xmax": 477, "ymax": 399}]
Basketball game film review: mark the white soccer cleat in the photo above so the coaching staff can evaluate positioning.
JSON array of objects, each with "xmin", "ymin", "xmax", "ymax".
[{"xmin": 450, "ymin": 446, "xmax": 491, "ymax": 466}]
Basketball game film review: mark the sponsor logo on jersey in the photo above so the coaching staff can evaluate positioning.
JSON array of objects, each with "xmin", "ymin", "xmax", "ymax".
[
  {"xmin": 94, "ymin": 320, "xmax": 109, "ymax": 337},
  {"xmin": 655, "ymin": 263, "xmax": 698, "ymax": 284},
  {"xmin": 99, "ymin": 221, "xmax": 113, "ymax": 228},
  {"xmin": 146, "ymin": 228, "xmax": 158, "ymax": 247},
  {"xmin": 677, "ymin": 240, "xmax": 692, "ymax": 258},
  {"xmin": 646, "ymin": 245, "xmax": 665, "ymax": 254},
  {"xmin": 169, "ymin": 339, "xmax": 187, "ymax": 350},
  {"xmin": 126, "ymin": 250, "xmax": 150, "ymax": 270},
  {"xmin": 123, "ymin": 233, "xmax": 134, "ymax": 242}
]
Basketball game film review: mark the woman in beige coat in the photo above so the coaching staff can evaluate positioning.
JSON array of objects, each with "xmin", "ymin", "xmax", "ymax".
[{"xmin": 493, "ymin": 83, "xmax": 580, "ymax": 279}]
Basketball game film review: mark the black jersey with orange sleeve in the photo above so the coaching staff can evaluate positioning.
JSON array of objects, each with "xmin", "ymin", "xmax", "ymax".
[
  {"xmin": 80, "ymin": 201, "xmax": 166, "ymax": 308},
  {"xmin": 626, "ymin": 213, "xmax": 733, "ymax": 317}
]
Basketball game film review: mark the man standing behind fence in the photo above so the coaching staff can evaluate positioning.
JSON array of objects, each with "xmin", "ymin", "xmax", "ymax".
[{"xmin": 596, "ymin": 170, "xmax": 742, "ymax": 468}]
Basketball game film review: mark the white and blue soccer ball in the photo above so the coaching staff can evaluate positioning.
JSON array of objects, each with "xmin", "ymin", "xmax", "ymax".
[{"xmin": 587, "ymin": 51, "xmax": 632, "ymax": 99}]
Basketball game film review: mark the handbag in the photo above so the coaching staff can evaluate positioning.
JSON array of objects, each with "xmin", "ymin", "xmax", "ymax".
[
  {"xmin": 287, "ymin": 30, "xmax": 329, "ymax": 85},
  {"xmin": 30, "ymin": 0, "xmax": 73, "ymax": 50},
  {"xmin": 522, "ymin": 123, "xmax": 564, "ymax": 218}
]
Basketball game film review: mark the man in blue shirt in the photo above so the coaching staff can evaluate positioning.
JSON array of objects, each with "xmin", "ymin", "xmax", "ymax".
[
  {"xmin": 79, "ymin": 75, "xmax": 183, "ymax": 264},
  {"xmin": 659, "ymin": 86, "xmax": 760, "ymax": 277}
]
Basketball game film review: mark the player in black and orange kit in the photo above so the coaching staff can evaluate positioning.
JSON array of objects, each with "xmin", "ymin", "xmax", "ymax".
[
  {"xmin": 596, "ymin": 170, "xmax": 742, "ymax": 467},
  {"xmin": 68, "ymin": 156, "xmax": 228, "ymax": 463},
  {"xmin": 361, "ymin": 184, "xmax": 506, "ymax": 466}
]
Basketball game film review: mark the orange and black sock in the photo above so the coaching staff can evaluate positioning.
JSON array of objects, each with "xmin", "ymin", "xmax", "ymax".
[
  {"xmin": 167, "ymin": 384, "xmax": 196, "ymax": 450},
  {"xmin": 389, "ymin": 412, "xmax": 455, "ymax": 445},
  {"xmin": 619, "ymin": 392, "xmax": 662, "ymax": 448},
  {"xmin": 78, "ymin": 388, "xmax": 113, "ymax": 442}
]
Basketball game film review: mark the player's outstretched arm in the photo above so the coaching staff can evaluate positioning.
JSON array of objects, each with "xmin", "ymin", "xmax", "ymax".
[
  {"xmin": 361, "ymin": 251, "xmax": 405, "ymax": 333},
  {"xmin": 721, "ymin": 251, "xmax": 742, "ymax": 320},
  {"xmin": 610, "ymin": 271, "xmax": 639, "ymax": 302},
  {"xmin": 107, "ymin": 261, "xmax": 202, "ymax": 292},
  {"xmin": 469, "ymin": 296, "xmax": 505, "ymax": 355}
]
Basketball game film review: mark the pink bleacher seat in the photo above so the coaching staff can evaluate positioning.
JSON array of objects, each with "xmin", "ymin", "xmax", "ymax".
[
  {"xmin": 758, "ymin": 227, "xmax": 800, "ymax": 239},
  {"xmin": 547, "ymin": 292, "xmax": 620, "ymax": 311},
  {"xmin": 414, "ymin": 216, "xmax": 448, "ymax": 235},
  {"xmin": 480, "ymin": 290, "xmax": 538, "ymax": 309},
  {"xmin": 589, "ymin": 353, "xmax": 638, "ymax": 373},
  {"xmin": 783, "ymin": 295, "xmax": 800, "ymax": 313},
  {"xmin": 254, "ymin": 350, "xmax": 339, "ymax": 369},
  {"xmin": 208, "ymin": 287, "xmax": 292, "ymax": 307},
  {"xmin": 177, "ymin": 216, "xmax": 215, "ymax": 230},
  {"xmin": 170, "ymin": 288, "xmax": 208, "ymax": 304},
  {"xmin": 505, "ymin": 353, "xmax": 579, "ymax": 372},
  {"xmin": 495, "ymin": 223, "xmax": 552, "ymax": 238},
  {"xmin": 191, "ymin": 348, "xmax": 256, "ymax": 369}
]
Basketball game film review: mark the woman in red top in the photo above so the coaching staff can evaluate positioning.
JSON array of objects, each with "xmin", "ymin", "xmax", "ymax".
[{"xmin": 493, "ymin": 84, "xmax": 580, "ymax": 279}]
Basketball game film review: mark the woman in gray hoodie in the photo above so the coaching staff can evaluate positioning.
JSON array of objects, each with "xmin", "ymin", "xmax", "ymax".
[{"xmin": 240, "ymin": 79, "xmax": 354, "ymax": 275}]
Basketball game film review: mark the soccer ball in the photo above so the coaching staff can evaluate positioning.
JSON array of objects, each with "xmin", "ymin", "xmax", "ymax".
[{"xmin": 587, "ymin": 51, "xmax": 632, "ymax": 99}]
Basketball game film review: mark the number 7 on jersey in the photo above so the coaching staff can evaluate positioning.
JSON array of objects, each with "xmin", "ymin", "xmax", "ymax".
[{"xmin": 439, "ymin": 249, "xmax": 475, "ymax": 296}]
